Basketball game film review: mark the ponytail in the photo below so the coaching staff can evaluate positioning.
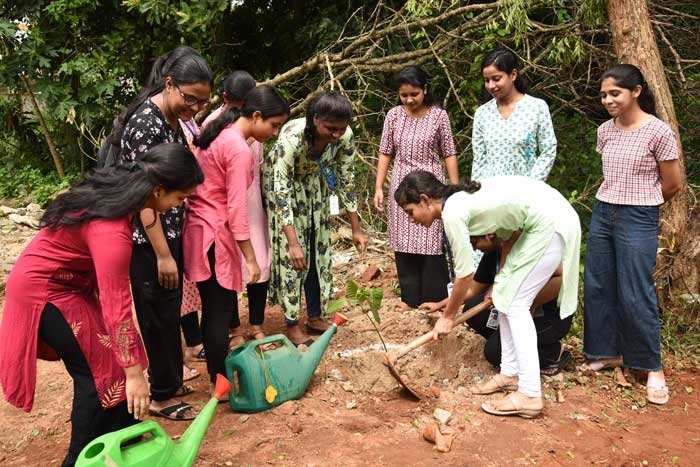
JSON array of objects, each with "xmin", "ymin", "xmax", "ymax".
[{"xmin": 394, "ymin": 170, "xmax": 481, "ymax": 206}]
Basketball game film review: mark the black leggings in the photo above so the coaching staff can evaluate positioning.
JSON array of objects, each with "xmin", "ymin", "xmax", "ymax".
[
  {"xmin": 197, "ymin": 244, "xmax": 237, "ymax": 383},
  {"xmin": 38, "ymin": 303, "xmax": 136, "ymax": 467}
]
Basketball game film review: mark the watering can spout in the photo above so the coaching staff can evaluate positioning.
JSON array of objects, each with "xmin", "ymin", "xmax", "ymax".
[
  {"xmin": 173, "ymin": 374, "xmax": 232, "ymax": 466},
  {"xmin": 298, "ymin": 312, "xmax": 348, "ymax": 380}
]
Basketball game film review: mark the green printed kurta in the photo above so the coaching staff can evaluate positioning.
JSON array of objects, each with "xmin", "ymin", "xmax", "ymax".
[{"xmin": 263, "ymin": 118, "xmax": 358, "ymax": 320}]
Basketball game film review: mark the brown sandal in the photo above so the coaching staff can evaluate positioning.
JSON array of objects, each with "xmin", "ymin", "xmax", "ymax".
[
  {"xmin": 228, "ymin": 327, "xmax": 246, "ymax": 350},
  {"xmin": 249, "ymin": 325, "xmax": 278, "ymax": 351}
]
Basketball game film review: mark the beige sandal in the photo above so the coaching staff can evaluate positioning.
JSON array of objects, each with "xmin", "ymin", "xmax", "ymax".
[
  {"xmin": 228, "ymin": 327, "xmax": 246, "ymax": 350},
  {"xmin": 469, "ymin": 373, "xmax": 518, "ymax": 395}
]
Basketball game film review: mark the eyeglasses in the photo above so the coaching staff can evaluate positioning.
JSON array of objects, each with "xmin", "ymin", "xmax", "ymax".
[{"xmin": 175, "ymin": 85, "xmax": 210, "ymax": 108}]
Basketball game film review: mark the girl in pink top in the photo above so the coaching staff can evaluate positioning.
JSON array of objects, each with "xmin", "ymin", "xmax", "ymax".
[
  {"xmin": 0, "ymin": 144, "xmax": 203, "ymax": 466},
  {"xmin": 184, "ymin": 84, "xmax": 289, "ymax": 387},
  {"xmin": 202, "ymin": 71, "xmax": 273, "ymax": 344}
]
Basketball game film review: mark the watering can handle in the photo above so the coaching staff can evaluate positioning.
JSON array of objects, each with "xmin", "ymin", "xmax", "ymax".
[{"xmin": 392, "ymin": 300, "xmax": 492, "ymax": 360}]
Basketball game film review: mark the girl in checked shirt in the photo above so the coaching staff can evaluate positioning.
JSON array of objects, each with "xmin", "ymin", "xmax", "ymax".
[{"xmin": 581, "ymin": 64, "xmax": 682, "ymax": 405}]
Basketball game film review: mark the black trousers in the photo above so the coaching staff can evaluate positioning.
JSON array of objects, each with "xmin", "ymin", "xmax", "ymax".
[
  {"xmin": 394, "ymin": 251, "xmax": 450, "ymax": 308},
  {"xmin": 231, "ymin": 280, "xmax": 269, "ymax": 328},
  {"xmin": 130, "ymin": 241, "xmax": 184, "ymax": 401},
  {"xmin": 181, "ymin": 312, "xmax": 202, "ymax": 348},
  {"xmin": 38, "ymin": 303, "xmax": 136, "ymax": 467},
  {"xmin": 197, "ymin": 244, "xmax": 236, "ymax": 383},
  {"xmin": 464, "ymin": 295, "xmax": 573, "ymax": 367}
]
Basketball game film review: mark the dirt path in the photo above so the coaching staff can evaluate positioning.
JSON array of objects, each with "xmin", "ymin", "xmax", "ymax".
[{"xmin": 0, "ymin": 213, "xmax": 698, "ymax": 466}]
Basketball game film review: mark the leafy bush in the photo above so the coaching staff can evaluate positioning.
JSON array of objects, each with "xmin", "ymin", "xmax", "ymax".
[{"xmin": 0, "ymin": 165, "xmax": 74, "ymax": 206}]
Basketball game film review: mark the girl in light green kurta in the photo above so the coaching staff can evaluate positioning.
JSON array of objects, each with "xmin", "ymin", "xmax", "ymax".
[
  {"xmin": 264, "ymin": 91, "xmax": 367, "ymax": 345},
  {"xmin": 395, "ymin": 171, "xmax": 580, "ymax": 419}
]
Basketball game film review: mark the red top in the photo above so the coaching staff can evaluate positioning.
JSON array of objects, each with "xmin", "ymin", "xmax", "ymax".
[{"xmin": 0, "ymin": 217, "xmax": 148, "ymax": 412}]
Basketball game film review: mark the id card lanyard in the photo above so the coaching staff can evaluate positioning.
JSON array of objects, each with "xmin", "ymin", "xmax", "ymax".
[
  {"xmin": 317, "ymin": 144, "xmax": 339, "ymax": 215},
  {"xmin": 442, "ymin": 197, "xmax": 456, "ymax": 297}
]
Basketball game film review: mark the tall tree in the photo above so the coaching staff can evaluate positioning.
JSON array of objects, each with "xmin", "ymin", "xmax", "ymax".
[{"xmin": 606, "ymin": 0, "xmax": 693, "ymax": 305}]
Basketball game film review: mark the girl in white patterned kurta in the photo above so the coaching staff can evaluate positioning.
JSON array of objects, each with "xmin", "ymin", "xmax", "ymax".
[
  {"xmin": 471, "ymin": 48, "xmax": 556, "ymax": 182},
  {"xmin": 374, "ymin": 66, "xmax": 459, "ymax": 311}
]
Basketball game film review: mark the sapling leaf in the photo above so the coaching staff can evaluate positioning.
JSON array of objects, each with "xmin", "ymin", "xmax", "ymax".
[
  {"xmin": 346, "ymin": 280, "xmax": 360, "ymax": 303},
  {"xmin": 326, "ymin": 297, "xmax": 346, "ymax": 314}
]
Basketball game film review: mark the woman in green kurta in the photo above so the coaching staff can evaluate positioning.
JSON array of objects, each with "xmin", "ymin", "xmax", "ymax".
[
  {"xmin": 264, "ymin": 91, "xmax": 367, "ymax": 345},
  {"xmin": 395, "ymin": 170, "xmax": 580, "ymax": 419}
]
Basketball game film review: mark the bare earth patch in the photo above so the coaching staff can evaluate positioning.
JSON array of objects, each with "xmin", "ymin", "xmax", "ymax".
[{"xmin": 0, "ymin": 215, "xmax": 698, "ymax": 467}]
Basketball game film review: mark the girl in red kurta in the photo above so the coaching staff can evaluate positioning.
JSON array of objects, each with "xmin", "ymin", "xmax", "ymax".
[
  {"xmin": 0, "ymin": 143, "xmax": 204, "ymax": 467},
  {"xmin": 184, "ymin": 85, "xmax": 289, "ymax": 389}
]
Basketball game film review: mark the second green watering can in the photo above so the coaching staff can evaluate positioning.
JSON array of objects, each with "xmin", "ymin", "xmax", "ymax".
[{"xmin": 225, "ymin": 313, "xmax": 348, "ymax": 412}]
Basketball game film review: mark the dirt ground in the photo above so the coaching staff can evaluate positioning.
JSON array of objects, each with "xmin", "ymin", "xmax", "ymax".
[{"xmin": 0, "ymin": 213, "xmax": 698, "ymax": 467}]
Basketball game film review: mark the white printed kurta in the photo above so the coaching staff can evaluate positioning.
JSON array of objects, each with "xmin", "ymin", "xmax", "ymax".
[
  {"xmin": 263, "ymin": 118, "xmax": 358, "ymax": 320},
  {"xmin": 442, "ymin": 176, "xmax": 581, "ymax": 319},
  {"xmin": 380, "ymin": 105, "xmax": 456, "ymax": 254},
  {"xmin": 471, "ymin": 94, "xmax": 557, "ymax": 181}
]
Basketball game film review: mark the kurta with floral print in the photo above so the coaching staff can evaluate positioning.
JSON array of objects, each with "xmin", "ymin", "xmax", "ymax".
[
  {"xmin": 119, "ymin": 99, "xmax": 187, "ymax": 245},
  {"xmin": 471, "ymin": 94, "xmax": 557, "ymax": 182},
  {"xmin": 379, "ymin": 105, "xmax": 456, "ymax": 254},
  {"xmin": 263, "ymin": 118, "xmax": 358, "ymax": 320}
]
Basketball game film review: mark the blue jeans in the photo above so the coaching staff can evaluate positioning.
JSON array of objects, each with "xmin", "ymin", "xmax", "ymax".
[{"xmin": 583, "ymin": 201, "xmax": 662, "ymax": 371}]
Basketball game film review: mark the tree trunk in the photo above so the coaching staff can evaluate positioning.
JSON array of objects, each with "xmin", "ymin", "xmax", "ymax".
[
  {"xmin": 20, "ymin": 75, "xmax": 65, "ymax": 179},
  {"xmin": 606, "ymin": 0, "xmax": 692, "ymax": 307}
]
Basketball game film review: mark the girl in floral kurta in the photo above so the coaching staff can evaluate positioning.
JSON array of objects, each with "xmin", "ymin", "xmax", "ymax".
[
  {"xmin": 471, "ymin": 48, "xmax": 556, "ymax": 181},
  {"xmin": 374, "ymin": 66, "xmax": 458, "ymax": 310},
  {"xmin": 265, "ymin": 91, "xmax": 367, "ymax": 346},
  {"xmin": 0, "ymin": 143, "xmax": 203, "ymax": 466}
]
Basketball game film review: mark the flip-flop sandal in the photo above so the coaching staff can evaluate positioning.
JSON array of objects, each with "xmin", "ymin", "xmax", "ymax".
[
  {"xmin": 173, "ymin": 384, "xmax": 194, "ymax": 397},
  {"xmin": 646, "ymin": 385, "xmax": 670, "ymax": 405},
  {"xmin": 576, "ymin": 358, "xmax": 623, "ymax": 372},
  {"xmin": 293, "ymin": 338, "xmax": 315, "ymax": 348},
  {"xmin": 469, "ymin": 374, "xmax": 518, "ymax": 395},
  {"xmin": 183, "ymin": 365, "xmax": 200, "ymax": 382},
  {"xmin": 540, "ymin": 350, "xmax": 573, "ymax": 376},
  {"xmin": 481, "ymin": 394, "xmax": 542, "ymax": 419},
  {"xmin": 306, "ymin": 318, "xmax": 331, "ymax": 335},
  {"xmin": 185, "ymin": 347, "xmax": 206, "ymax": 362},
  {"xmin": 149, "ymin": 401, "xmax": 196, "ymax": 421}
]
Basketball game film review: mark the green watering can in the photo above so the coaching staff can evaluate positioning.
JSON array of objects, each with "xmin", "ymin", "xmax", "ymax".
[
  {"xmin": 225, "ymin": 312, "xmax": 348, "ymax": 413},
  {"xmin": 75, "ymin": 374, "xmax": 232, "ymax": 467}
]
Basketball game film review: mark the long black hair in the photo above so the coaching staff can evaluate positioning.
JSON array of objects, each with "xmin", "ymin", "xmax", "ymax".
[
  {"xmin": 601, "ymin": 64, "xmax": 657, "ymax": 116},
  {"xmin": 481, "ymin": 48, "xmax": 528, "ymax": 95},
  {"xmin": 220, "ymin": 70, "xmax": 256, "ymax": 102},
  {"xmin": 394, "ymin": 170, "xmax": 481, "ymax": 207},
  {"xmin": 106, "ymin": 46, "xmax": 213, "ymax": 154},
  {"xmin": 303, "ymin": 90, "xmax": 353, "ymax": 154},
  {"xmin": 194, "ymin": 84, "xmax": 290, "ymax": 150},
  {"xmin": 42, "ymin": 143, "xmax": 204, "ymax": 228},
  {"xmin": 394, "ymin": 66, "xmax": 439, "ymax": 106}
]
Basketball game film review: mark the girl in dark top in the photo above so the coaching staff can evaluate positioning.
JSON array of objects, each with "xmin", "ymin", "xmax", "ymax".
[{"xmin": 115, "ymin": 46, "xmax": 213, "ymax": 420}]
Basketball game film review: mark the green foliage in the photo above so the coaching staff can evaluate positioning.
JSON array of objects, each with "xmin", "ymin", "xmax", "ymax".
[
  {"xmin": 327, "ymin": 280, "xmax": 386, "ymax": 350},
  {"xmin": 0, "ymin": 165, "xmax": 74, "ymax": 206}
]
